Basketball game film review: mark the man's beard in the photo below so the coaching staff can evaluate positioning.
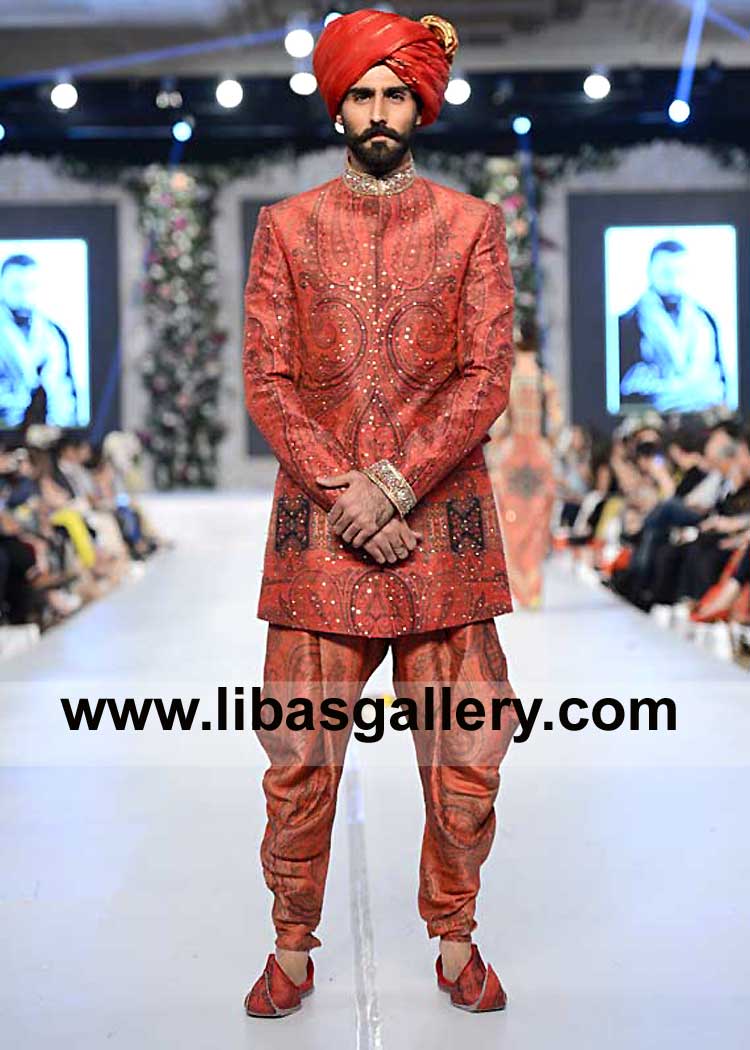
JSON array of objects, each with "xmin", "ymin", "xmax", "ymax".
[{"xmin": 343, "ymin": 122, "xmax": 414, "ymax": 176}]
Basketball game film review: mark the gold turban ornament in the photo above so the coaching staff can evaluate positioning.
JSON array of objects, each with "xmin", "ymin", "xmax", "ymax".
[{"xmin": 419, "ymin": 15, "xmax": 459, "ymax": 65}]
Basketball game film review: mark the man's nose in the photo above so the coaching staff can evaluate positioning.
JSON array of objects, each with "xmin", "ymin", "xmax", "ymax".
[{"xmin": 370, "ymin": 92, "xmax": 386, "ymax": 123}]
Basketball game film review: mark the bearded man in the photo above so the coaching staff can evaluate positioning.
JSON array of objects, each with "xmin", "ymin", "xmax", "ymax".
[{"xmin": 242, "ymin": 7, "xmax": 520, "ymax": 1018}]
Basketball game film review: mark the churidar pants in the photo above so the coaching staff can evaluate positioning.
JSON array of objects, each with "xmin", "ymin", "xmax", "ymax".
[{"xmin": 255, "ymin": 617, "xmax": 520, "ymax": 952}]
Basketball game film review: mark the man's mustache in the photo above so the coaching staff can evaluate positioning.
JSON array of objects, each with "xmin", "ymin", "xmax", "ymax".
[{"xmin": 360, "ymin": 127, "xmax": 402, "ymax": 143}]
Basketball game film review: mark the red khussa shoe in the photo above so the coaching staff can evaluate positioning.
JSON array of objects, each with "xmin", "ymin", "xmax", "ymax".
[
  {"xmin": 244, "ymin": 953, "xmax": 314, "ymax": 1018},
  {"xmin": 435, "ymin": 944, "xmax": 508, "ymax": 1012}
]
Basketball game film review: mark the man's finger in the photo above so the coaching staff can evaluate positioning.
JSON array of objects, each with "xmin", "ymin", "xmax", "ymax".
[
  {"xmin": 365, "ymin": 541, "xmax": 386, "ymax": 564},
  {"xmin": 328, "ymin": 503, "xmax": 345, "ymax": 527},
  {"xmin": 351, "ymin": 528, "xmax": 372, "ymax": 549},
  {"xmin": 316, "ymin": 472, "xmax": 353, "ymax": 487},
  {"xmin": 332, "ymin": 513, "xmax": 352, "ymax": 535},
  {"xmin": 342, "ymin": 521, "xmax": 362, "ymax": 544}
]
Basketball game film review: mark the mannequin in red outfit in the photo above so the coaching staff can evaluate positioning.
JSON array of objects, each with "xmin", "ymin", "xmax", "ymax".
[{"xmin": 242, "ymin": 9, "xmax": 519, "ymax": 1017}]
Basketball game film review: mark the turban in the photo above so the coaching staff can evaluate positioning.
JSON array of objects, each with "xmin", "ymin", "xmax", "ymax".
[{"xmin": 312, "ymin": 10, "xmax": 458, "ymax": 128}]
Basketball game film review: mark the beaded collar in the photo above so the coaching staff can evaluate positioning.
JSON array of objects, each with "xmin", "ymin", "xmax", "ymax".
[{"xmin": 341, "ymin": 159, "xmax": 417, "ymax": 197}]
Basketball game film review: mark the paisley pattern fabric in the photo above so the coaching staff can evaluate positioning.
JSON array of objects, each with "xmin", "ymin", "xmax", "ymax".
[
  {"xmin": 256, "ymin": 618, "xmax": 520, "ymax": 952},
  {"xmin": 243, "ymin": 172, "xmax": 515, "ymax": 636}
]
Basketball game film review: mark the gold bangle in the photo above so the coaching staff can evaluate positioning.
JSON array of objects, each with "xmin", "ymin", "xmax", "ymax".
[{"xmin": 361, "ymin": 459, "xmax": 417, "ymax": 519}]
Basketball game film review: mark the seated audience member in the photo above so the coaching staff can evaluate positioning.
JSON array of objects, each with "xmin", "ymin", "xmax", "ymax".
[
  {"xmin": 638, "ymin": 421, "xmax": 749, "ymax": 608},
  {"xmin": 610, "ymin": 426, "xmax": 715, "ymax": 607},
  {"xmin": 0, "ymin": 500, "xmax": 37, "ymax": 625},
  {"xmin": 55, "ymin": 437, "xmax": 132, "ymax": 573},
  {"xmin": 556, "ymin": 424, "xmax": 592, "ymax": 528},
  {"xmin": 567, "ymin": 440, "xmax": 622, "ymax": 547},
  {"xmin": 88, "ymin": 447, "xmax": 160, "ymax": 560}
]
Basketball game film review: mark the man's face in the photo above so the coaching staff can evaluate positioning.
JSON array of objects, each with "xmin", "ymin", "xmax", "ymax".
[
  {"xmin": 337, "ymin": 64, "xmax": 421, "ymax": 176},
  {"xmin": 735, "ymin": 438, "xmax": 750, "ymax": 480},
  {"xmin": 649, "ymin": 250, "xmax": 688, "ymax": 299},
  {"xmin": 704, "ymin": 429, "xmax": 738, "ymax": 476},
  {"xmin": 0, "ymin": 264, "xmax": 39, "ymax": 313}
]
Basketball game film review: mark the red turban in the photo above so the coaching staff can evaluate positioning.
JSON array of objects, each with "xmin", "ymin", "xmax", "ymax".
[{"xmin": 312, "ymin": 10, "xmax": 459, "ymax": 128}]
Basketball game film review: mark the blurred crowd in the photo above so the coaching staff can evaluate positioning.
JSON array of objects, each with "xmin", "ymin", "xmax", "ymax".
[
  {"xmin": 0, "ymin": 428, "xmax": 169, "ymax": 645},
  {"xmin": 553, "ymin": 409, "xmax": 750, "ymax": 661}
]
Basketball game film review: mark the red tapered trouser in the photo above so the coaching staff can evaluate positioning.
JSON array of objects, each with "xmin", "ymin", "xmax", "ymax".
[{"xmin": 255, "ymin": 617, "xmax": 520, "ymax": 952}]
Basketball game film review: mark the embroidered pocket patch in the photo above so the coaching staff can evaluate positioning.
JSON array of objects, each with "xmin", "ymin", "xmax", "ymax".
[
  {"xmin": 275, "ymin": 495, "xmax": 310, "ymax": 552},
  {"xmin": 446, "ymin": 497, "xmax": 485, "ymax": 553}
]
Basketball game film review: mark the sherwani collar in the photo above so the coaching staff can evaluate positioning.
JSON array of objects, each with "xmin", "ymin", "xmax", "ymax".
[{"xmin": 341, "ymin": 157, "xmax": 417, "ymax": 197}]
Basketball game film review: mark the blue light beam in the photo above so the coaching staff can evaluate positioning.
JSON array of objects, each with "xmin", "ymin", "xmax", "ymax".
[{"xmin": 0, "ymin": 23, "xmax": 324, "ymax": 91}]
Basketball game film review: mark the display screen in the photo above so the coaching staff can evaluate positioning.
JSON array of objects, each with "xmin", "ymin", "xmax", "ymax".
[
  {"xmin": 603, "ymin": 224, "xmax": 739, "ymax": 415},
  {"xmin": 0, "ymin": 238, "xmax": 90, "ymax": 428}
]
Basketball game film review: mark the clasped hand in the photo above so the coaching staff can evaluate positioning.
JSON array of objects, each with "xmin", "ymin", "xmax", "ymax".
[{"xmin": 315, "ymin": 470, "xmax": 421, "ymax": 565}]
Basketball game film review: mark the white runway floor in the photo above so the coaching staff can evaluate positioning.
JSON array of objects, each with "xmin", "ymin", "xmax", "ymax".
[{"xmin": 2, "ymin": 491, "xmax": 749, "ymax": 1049}]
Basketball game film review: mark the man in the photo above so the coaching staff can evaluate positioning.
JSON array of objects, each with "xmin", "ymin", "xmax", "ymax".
[
  {"xmin": 618, "ymin": 240, "xmax": 727, "ymax": 413},
  {"xmin": 0, "ymin": 254, "xmax": 79, "ymax": 428},
  {"xmin": 242, "ymin": 8, "xmax": 519, "ymax": 1018}
]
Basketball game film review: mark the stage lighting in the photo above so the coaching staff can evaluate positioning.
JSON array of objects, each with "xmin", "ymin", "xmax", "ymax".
[
  {"xmin": 513, "ymin": 115, "xmax": 532, "ymax": 135},
  {"xmin": 157, "ymin": 90, "xmax": 183, "ymax": 109},
  {"xmin": 0, "ymin": 124, "xmax": 5, "ymax": 142},
  {"xmin": 285, "ymin": 28, "xmax": 314, "ymax": 58},
  {"xmin": 216, "ymin": 79, "xmax": 243, "ymax": 108},
  {"xmin": 324, "ymin": 11, "xmax": 343, "ymax": 25},
  {"xmin": 669, "ymin": 99, "xmax": 690, "ymax": 123},
  {"xmin": 51, "ymin": 82, "xmax": 78, "ymax": 110},
  {"xmin": 445, "ymin": 78, "xmax": 471, "ymax": 105},
  {"xmin": 172, "ymin": 118, "xmax": 194, "ymax": 142},
  {"xmin": 583, "ymin": 72, "xmax": 611, "ymax": 100},
  {"xmin": 290, "ymin": 72, "xmax": 317, "ymax": 96}
]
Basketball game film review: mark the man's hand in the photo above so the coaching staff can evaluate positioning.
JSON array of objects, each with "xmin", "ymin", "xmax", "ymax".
[
  {"xmin": 700, "ymin": 515, "xmax": 735, "ymax": 534},
  {"xmin": 317, "ymin": 470, "xmax": 395, "ymax": 547},
  {"xmin": 362, "ymin": 517, "xmax": 422, "ymax": 564}
]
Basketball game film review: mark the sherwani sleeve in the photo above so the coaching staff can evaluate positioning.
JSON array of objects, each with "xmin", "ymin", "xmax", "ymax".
[
  {"xmin": 242, "ymin": 206, "xmax": 354, "ymax": 512},
  {"xmin": 387, "ymin": 203, "xmax": 515, "ymax": 506}
]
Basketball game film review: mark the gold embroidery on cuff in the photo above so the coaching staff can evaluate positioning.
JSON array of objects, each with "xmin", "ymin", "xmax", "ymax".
[{"xmin": 361, "ymin": 459, "xmax": 417, "ymax": 519}]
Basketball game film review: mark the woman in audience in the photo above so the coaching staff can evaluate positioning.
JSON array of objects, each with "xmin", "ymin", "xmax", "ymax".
[{"xmin": 485, "ymin": 320, "xmax": 563, "ymax": 608}]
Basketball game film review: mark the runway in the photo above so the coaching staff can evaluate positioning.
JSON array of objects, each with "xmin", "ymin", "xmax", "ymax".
[{"xmin": 2, "ymin": 491, "xmax": 749, "ymax": 1049}]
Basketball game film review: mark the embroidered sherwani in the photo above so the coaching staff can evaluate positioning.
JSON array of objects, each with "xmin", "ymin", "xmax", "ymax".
[
  {"xmin": 242, "ymin": 160, "xmax": 515, "ymax": 637},
  {"xmin": 242, "ymin": 159, "xmax": 521, "ymax": 956}
]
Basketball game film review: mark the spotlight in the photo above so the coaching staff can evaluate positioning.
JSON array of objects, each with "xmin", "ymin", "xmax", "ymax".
[
  {"xmin": 285, "ymin": 28, "xmax": 314, "ymax": 58},
  {"xmin": 216, "ymin": 79, "xmax": 243, "ymax": 108},
  {"xmin": 513, "ymin": 115, "xmax": 532, "ymax": 135},
  {"xmin": 323, "ymin": 11, "xmax": 343, "ymax": 25},
  {"xmin": 444, "ymin": 78, "xmax": 471, "ymax": 105},
  {"xmin": 156, "ymin": 89, "xmax": 182, "ymax": 109},
  {"xmin": 172, "ymin": 118, "xmax": 194, "ymax": 142},
  {"xmin": 51, "ymin": 82, "xmax": 78, "ymax": 110},
  {"xmin": 289, "ymin": 72, "xmax": 317, "ymax": 96},
  {"xmin": 669, "ymin": 99, "xmax": 690, "ymax": 123},
  {"xmin": 583, "ymin": 72, "xmax": 611, "ymax": 100},
  {"xmin": 0, "ymin": 124, "xmax": 5, "ymax": 142}
]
